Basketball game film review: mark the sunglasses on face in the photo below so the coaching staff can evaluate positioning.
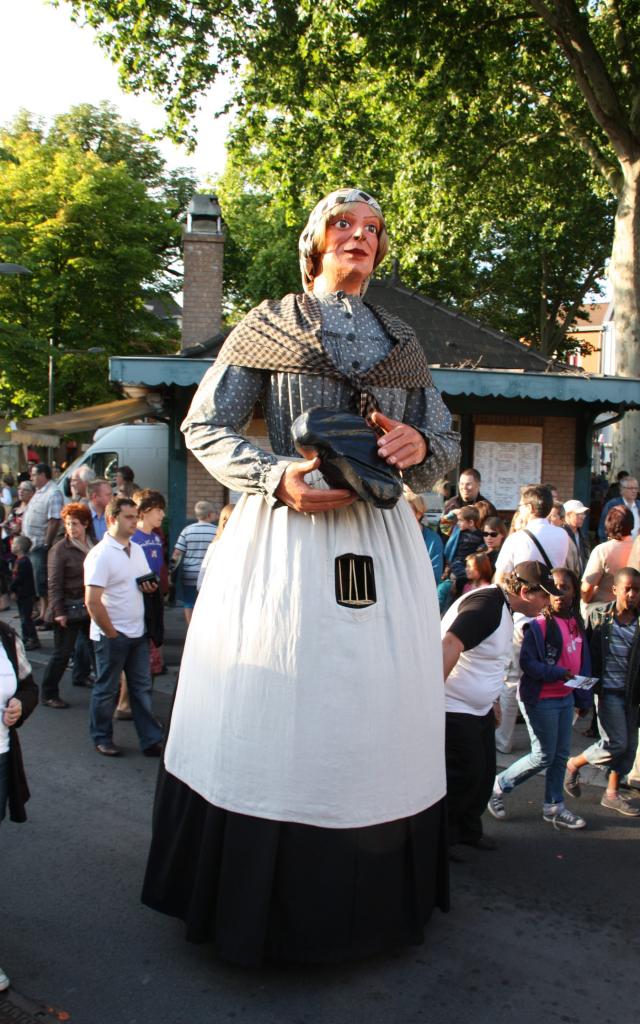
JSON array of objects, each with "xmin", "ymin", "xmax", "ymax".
[
  {"xmin": 515, "ymin": 578, "xmax": 544, "ymax": 592},
  {"xmin": 482, "ymin": 530, "xmax": 499, "ymax": 537}
]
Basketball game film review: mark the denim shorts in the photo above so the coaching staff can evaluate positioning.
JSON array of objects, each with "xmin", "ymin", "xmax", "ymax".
[{"xmin": 182, "ymin": 585, "xmax": 198, "ymax": 609}]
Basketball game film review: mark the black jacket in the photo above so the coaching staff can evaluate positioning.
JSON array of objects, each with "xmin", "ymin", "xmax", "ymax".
[
  {"xmin": 0, "ymin": 621, "xmax": 38, "ymax": 822},
  {"xmin": 9, "ymin": 555, "xmax": 36, "ymax": 600}
]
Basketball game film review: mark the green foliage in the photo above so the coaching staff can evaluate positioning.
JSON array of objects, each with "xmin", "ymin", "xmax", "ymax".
[
  {"xmin": 0, "ymin": 103, "xmax": 197, "ymax": 417},
  {"xmin": 63, "ymin": 2, "xmax": 640, "ymax": 356}
]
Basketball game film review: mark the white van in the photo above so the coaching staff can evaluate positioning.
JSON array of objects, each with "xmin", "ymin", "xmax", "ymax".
[{"xmin": 57, "ymin": 422, "xmax": 168, "ymax": 499}]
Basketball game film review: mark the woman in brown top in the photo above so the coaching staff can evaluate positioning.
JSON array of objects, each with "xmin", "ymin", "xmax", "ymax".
[{"xmin": 40, "ymin": 503, "xmax": 93, "ymax": 708}]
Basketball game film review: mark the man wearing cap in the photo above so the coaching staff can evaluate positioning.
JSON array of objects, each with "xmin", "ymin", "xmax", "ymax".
[
  {"xmin": 441, "ymin": 561, "xmax": 556, "ymax": 860},
  {"xmin": 563, "ymin": 499, "xmax": 591, "ymax": 576}
]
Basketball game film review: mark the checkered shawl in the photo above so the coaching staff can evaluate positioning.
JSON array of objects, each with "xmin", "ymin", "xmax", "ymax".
[{"xmin": 216, "ymin": 293, "xmax": 433, "ymax": 417}]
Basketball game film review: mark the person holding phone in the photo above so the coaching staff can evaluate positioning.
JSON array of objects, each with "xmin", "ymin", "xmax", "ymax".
[{"xmin": 83, "ymin": 496, "xmax": 163, "ymax": 758}]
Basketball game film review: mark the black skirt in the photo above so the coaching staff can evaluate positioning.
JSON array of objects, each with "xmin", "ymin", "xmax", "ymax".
[{"xmin": 141, "ymin": 765, "xmax": 449, "ymax": 967}]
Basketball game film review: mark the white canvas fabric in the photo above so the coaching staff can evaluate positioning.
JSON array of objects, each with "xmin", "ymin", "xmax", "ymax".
[{"xmin": 164, "ymin": 488, "xmax": 446, "ymax": 829}]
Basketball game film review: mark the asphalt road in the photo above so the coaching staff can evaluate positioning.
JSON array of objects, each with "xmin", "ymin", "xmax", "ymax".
[{"xmin": 1, "ymin": 625, "xmax": 639, "ymax": 1024}]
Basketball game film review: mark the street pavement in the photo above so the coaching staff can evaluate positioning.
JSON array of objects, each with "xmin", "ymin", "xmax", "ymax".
[{"xmin": 1, "ymin": 605, "xmax": 639, "ymax": 1024}]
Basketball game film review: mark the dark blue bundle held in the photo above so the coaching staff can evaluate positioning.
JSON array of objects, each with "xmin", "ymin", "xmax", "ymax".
[{"xmin": 291, "ymin": 407, "xmax": 403, "ymax": 509}]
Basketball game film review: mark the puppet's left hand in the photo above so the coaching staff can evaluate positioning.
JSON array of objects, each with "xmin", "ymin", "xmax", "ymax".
[{"xmin": 370, "ymin": 411, "xmax": 428, "ymax": 470}]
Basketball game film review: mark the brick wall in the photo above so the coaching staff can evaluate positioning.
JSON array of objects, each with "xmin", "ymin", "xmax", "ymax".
[
  {"xmin": 542, "ymin": 416, "xmax": 576, "ymax": 500},
  {"xmin": 186, "ymin": 450, "xmax": 226, "ymax": 515},
  {"xmin": 181, "ymin": 233, "xmax": 224, "ymax": 349}
]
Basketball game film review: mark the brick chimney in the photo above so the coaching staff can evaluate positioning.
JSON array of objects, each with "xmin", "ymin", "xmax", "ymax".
[{"xmin": 181, "ymin": 194, "xmax": 224, "ymax": 352}]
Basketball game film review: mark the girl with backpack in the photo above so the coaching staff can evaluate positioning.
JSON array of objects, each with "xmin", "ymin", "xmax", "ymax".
[{"xmin": 488, "ymin": 567, "xmax": 592, "ymax": 829}]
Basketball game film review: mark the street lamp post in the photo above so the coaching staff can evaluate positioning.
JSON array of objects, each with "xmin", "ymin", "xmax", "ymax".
[{"xmin": 47, "ymin": 343, "xmax": 105, "ymax": 463}]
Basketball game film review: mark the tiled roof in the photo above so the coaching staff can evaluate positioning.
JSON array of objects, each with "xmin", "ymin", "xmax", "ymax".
[
  {"xmin": 568, "ymin": 302, "xmax": 609, "ymax": 330},
  {"xmin": 367, "ymin": 279, "xmax": 569, "ymax": 372}
]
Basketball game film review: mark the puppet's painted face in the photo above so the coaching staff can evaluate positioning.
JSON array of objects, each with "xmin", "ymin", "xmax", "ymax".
[{"xmin": 317, "ymin": 202, "xmax": 381, "ymax": 286}]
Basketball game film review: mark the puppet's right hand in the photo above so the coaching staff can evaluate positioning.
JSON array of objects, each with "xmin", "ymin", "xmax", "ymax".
[{"xmin": 275, "ymin": 458, "xmax": 357, "ymax": 512}]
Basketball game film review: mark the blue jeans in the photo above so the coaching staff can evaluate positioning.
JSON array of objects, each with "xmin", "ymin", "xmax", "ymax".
[
  {"xmin": 497, "ymin": 694, "xmax": 574, "ymax": 807},
  {"xmin": 90, "ymin": 633, "xmax": 162, "ymax": 751},
  {"xmin": 582, "ymin": 691, "xmax": 639, "ymax": 778},
  {"xmin": 73, "ymin": 627, "xmax": 95, "ymax": 684}
]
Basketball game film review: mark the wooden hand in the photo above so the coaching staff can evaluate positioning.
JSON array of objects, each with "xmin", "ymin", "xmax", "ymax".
[
  {"xmin": 275, "ymin": 457, "xmax": 357, "ymax": 512},
  {"xmin": 370, "ymin": 411, "xmax": 428, "ymax": 469}
]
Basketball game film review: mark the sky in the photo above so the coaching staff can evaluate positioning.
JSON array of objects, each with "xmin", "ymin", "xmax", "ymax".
[{"xmin": 0, "ymin": 0, "xmax": 232, "ymax": 184}]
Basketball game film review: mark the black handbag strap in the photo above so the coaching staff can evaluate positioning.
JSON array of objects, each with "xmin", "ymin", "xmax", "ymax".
[{"xmin": 522, "ymin": 528, "xmax": 553, "ymax": 569}]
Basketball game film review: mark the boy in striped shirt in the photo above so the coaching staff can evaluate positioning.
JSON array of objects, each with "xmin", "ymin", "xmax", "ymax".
[
  {"xmin": 564, "ymin": 567, "xmax": 640, "ymax": 816},
  {"xmin": 170, "ymin": 501, "xmax": 217, "ymax": 624}
]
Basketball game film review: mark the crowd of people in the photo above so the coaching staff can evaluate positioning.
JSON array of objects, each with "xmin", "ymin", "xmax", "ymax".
[
  {"xmin": 2, "ymin": 185, "xmax": 640, "ymax": 988},
  {"xmin": 0, "ymin": 463, "xmax": 222, "ymax": 726},
  {"xmin": 424, "ymin": 471, "xmax": 640, "ymax": 860}
]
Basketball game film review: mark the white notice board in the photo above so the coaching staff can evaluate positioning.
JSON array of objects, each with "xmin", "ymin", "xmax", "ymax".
[{"xmin": 473, "ymin": 426, "xmax": 543, "ymax": 509}]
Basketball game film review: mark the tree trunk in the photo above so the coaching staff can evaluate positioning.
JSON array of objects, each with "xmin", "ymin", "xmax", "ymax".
[{"xmin": 609, "ymin": 158, "xmax": 640, "ymax": 473}]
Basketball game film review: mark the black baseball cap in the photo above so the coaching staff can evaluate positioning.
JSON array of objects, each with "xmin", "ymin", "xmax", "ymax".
[{"xmin": 514, "ymin": 561, "xmax": 562, "ymax": 596}]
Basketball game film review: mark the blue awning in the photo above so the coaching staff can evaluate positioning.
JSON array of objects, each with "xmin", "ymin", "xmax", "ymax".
[
  {"xmin": 432, "ymin": 367, "xmax": 640, "ymax": 408},
  {"xmin": 109, "ymin": 357, "xmax": 640, "ymax": 411},
  {"xmin": 110, "ymin": 355, "xmax": 211, "ymax": 388}
]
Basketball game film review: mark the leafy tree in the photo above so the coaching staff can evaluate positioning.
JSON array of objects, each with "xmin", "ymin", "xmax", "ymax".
[
  {"xmin": 0, "ymin": 103, "xmax": 197, "ymax": 417},
  {"xmin": 65, "ymin": 1, "xmax": 640, "ymax": 457},
  {"xmin": 219, "ymin": 6, "xmax": 614, "ymax": 357},
  {"xmin": 213, "ymin": 159, "xmax": 300, "ymax": 317}
]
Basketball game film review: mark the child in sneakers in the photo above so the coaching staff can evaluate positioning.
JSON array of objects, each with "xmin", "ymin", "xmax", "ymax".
[
  {"xmin": 564, "ymin": 567, "xmax": 640, "ymax": 817},
  {"xmin": 9, "ymin": 536, "xmax": 39, "ymax": 651},
  {"xmin": 488, "ymin": 568, "xmax": 591, "ymax": 829}
]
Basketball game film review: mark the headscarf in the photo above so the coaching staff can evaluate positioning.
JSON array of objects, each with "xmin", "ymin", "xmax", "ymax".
[{"xmin": 298, "ymin": 188, "xmax": 387, "ymax": 294}]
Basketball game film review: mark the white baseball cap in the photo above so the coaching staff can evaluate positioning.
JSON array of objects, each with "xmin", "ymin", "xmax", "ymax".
[{"xmin": 563, "ymin": 499, "xmax": 589, "ymax": 514}]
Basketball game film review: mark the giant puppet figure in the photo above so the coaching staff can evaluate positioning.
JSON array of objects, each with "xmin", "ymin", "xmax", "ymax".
[{"xmin": 142, "ymin": 188, "xmax": 460, "ymax": 966}]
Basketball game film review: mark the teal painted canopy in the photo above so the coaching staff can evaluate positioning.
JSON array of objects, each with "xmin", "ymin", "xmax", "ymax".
[{"xmin": 109, "ymin": 357, "xmax": 640, "ymax": 411}]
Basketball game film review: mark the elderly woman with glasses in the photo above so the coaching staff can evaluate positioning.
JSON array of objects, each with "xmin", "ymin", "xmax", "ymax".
[{"xmin": 143, "ymin": 187, "xmax": 460, "ymax": 966}]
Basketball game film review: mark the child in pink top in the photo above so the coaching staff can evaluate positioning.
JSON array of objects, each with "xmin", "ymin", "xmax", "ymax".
[{"xmin": 489, "ymin": 568, "xmax": 592, "ymax": 829}]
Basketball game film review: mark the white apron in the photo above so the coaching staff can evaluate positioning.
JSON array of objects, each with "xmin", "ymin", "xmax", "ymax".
[{"xmin": 164, "ymin": 489, "xmax": 446, "ymax": 828}]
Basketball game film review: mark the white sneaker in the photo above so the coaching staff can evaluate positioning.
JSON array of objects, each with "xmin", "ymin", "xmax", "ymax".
[
  {"xmin": 0, "ymin": 965, "xmax": 10, "ymax": 991},
  {"xmin": 542, "ymin": 804, "xmax": 586, "ymax": 829}
]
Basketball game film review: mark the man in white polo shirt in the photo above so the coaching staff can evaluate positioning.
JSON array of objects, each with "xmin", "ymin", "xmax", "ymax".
[
  {"xmin": 84, "ymin": 496, "xmax": 163, "ymax": 757},
  {"xmin": 495, "ymin": 485, "xmax": 569, "ymax": 579}
]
